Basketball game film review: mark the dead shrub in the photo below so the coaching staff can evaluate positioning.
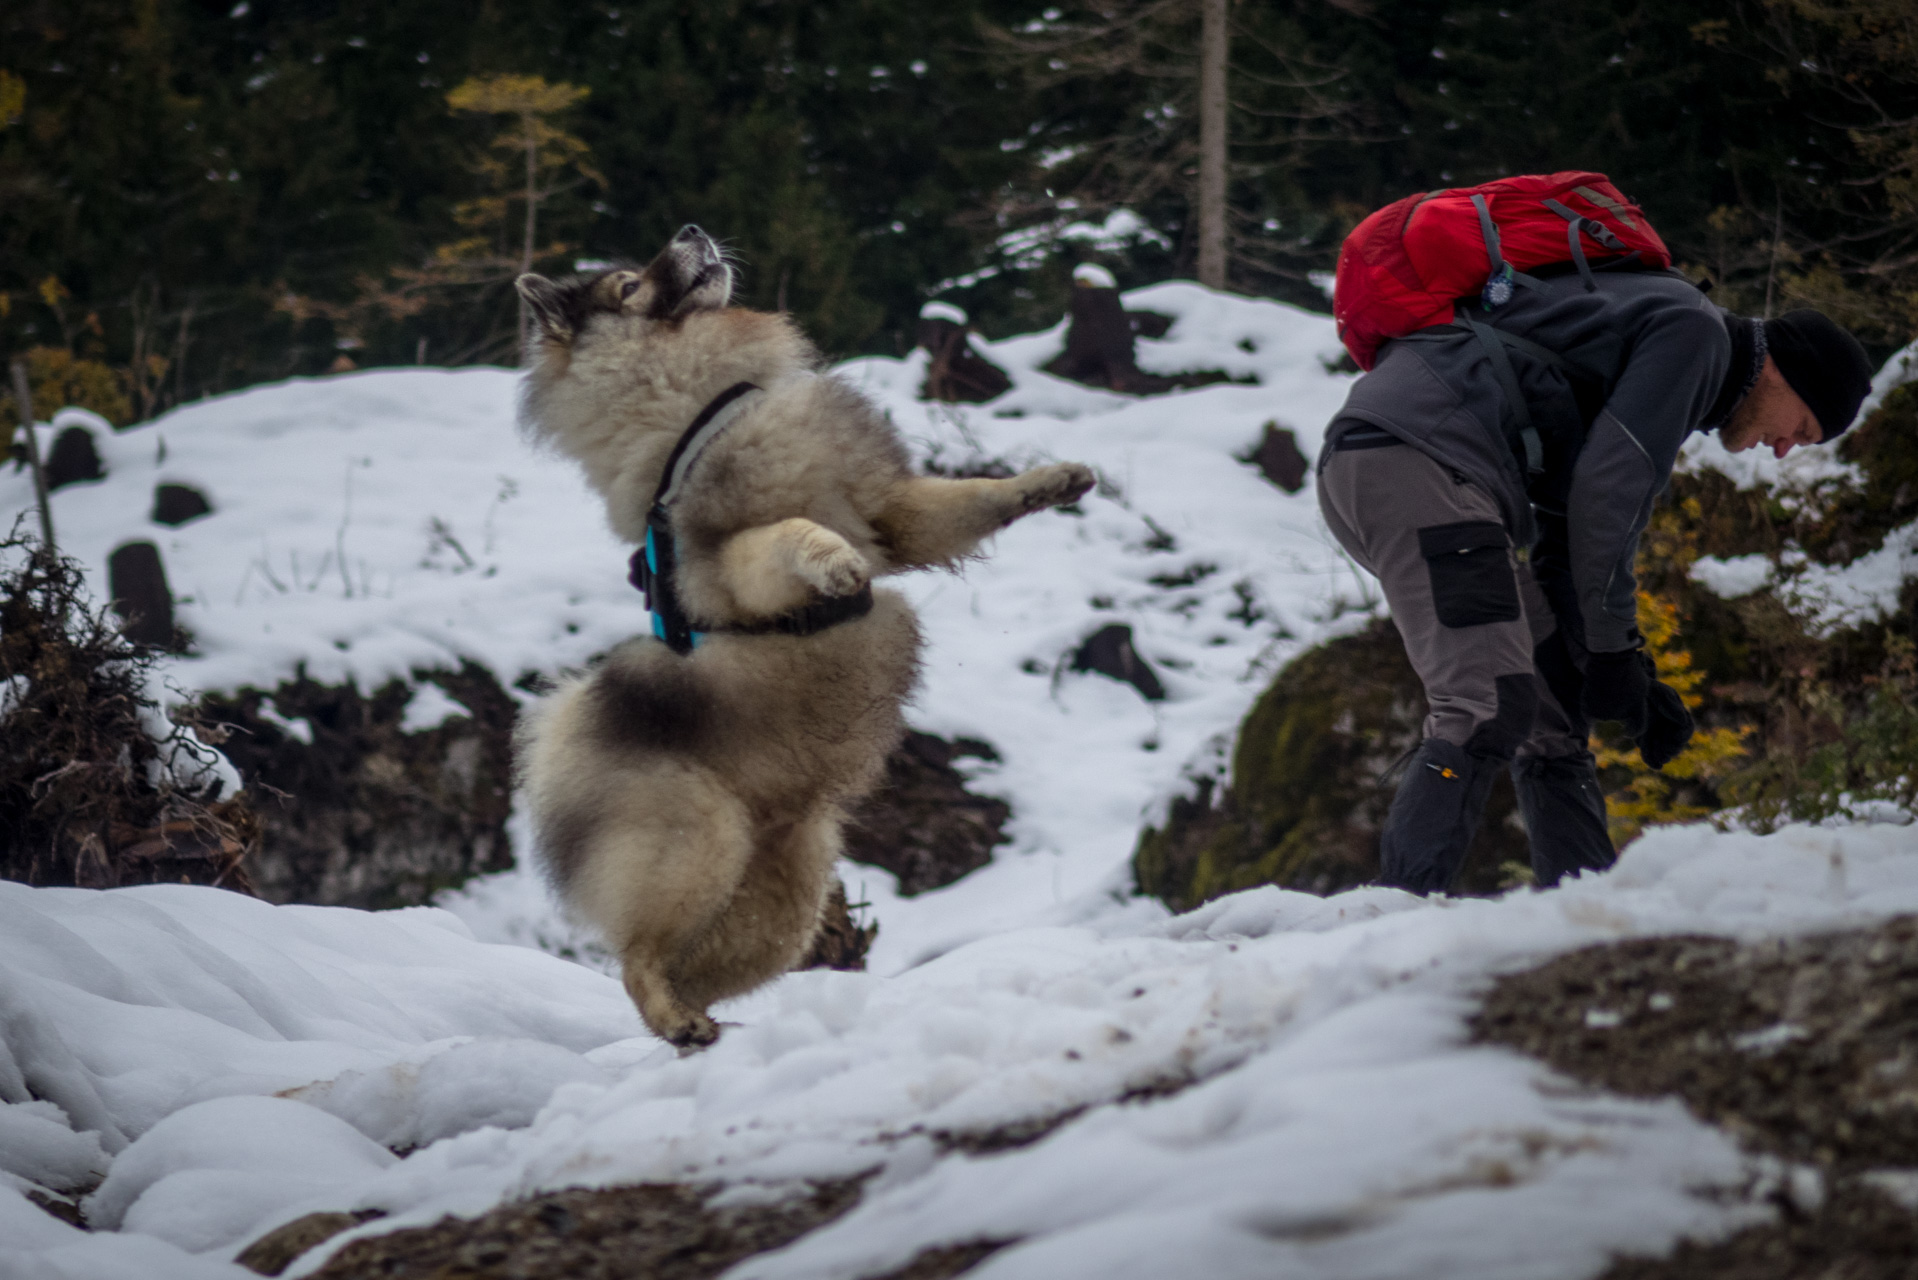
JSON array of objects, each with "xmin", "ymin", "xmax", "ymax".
[{"xmin": 0, "ymin": 521, "xmax": 258, "ymax": 890}]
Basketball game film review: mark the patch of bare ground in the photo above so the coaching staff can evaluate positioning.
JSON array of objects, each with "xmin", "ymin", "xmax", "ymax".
[
  {"xmin": 868, "ymin": 1240, "xmax": 1012, "ymax": 1279},
  {"xmin": 910, "ymin": 1072, "xmax": 1197, "ymax": 1156},
  {"xmin": 291, "ymin": 1179, "xmax": 865, "ymax": 1280},
  {"xmin": 259, "ymin": 1072, "xmax": 1201, "ymax": 1277},
  {"xmin": 1472, "ymin": 914, "xmax": 1918, "ymax": 1278},
  {"xmin": 251, "ymin": 1175, "xmax": 1015, "ymax": 1280}
]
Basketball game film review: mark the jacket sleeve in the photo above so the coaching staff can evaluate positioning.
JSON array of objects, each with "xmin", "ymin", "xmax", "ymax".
[{"xmin": 1566, "ymin": 299, "xmax": 1728, "ymax": 654}]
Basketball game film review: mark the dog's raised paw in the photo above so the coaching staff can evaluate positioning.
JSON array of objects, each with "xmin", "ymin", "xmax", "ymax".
[
  {"xmin": 798, "ymin": 541, "xmax": 871, "ymax": 599},
  {"xmin": 1020, "ymin": 462, "xmax": 1097, "ymax": 513}
]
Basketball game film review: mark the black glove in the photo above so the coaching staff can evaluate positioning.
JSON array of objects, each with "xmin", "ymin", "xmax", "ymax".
[
  {"xmin": 1636, "ymin": 681, "xmax": 1695, "ymax": 770},
  {"xmin": 1583, "ymin": 649, "xmax": 1652, "ymax": 738}
]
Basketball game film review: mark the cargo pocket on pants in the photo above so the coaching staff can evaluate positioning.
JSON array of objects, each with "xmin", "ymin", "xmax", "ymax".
[{"xmin": 1418, "ymin": 521, "xmax": 1520, "ymax": 628}]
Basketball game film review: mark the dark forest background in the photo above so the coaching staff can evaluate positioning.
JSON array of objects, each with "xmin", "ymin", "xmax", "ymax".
[{"xmin": 3, "ymin": 0, "xmax": 1915, "ymax": 426}]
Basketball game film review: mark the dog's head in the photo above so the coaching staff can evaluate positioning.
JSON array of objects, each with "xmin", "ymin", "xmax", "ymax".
[
  {"xmin": 514, "ymin": 226, "xmax": 815, "ymax": 509},
  {"xmin": 517, "ymin": 225, "xmax": 733, "ymax": 355}
]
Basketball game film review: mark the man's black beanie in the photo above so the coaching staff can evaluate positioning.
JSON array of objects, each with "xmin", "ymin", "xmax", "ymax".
[{"xmin": 1762, "ymin": 309, "xmax": 1874, "ymax": 440}]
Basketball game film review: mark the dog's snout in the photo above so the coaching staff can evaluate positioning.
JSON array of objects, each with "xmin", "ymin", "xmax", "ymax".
[{"xmin": 674, "ymin": 225, "xmax": 719, "ymax": 260}]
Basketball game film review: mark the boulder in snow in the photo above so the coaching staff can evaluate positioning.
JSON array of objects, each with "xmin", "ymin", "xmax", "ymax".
[
  {"xmin": 1247, "ymin": 420, "xmax": 1310, "ymax": 493},
  {"xmin": 841, "ymin": 731, "xmax": 1011, "ymax": 895},
  {"xmin": 1071, "ymin": 623, "xmax": 1166, "ymax": 702},
  {"xmin": 150, "ymin": 482, "xmax": 213, "ymax": 527}
]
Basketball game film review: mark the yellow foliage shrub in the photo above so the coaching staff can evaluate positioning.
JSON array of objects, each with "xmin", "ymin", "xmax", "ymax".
[
  {"xmin": 2, "ymin": 347, "xmax": 133, "ymax": 431},
  {"xmin": 1594, "ymin": 588, "xmax": 1751, "ymax": 846}
]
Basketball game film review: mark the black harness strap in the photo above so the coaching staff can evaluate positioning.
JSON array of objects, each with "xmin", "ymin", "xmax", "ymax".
[
  {"xmin": 721, "ymin": 585, "xmax": 875, "ymax": 637},
  {"xmin": 629, "ymin": 379, "xmax": 873, "ymax": 655},
  {"xmin": 631, "ymin": 381, "xmax": 760, "ymax": 654}
]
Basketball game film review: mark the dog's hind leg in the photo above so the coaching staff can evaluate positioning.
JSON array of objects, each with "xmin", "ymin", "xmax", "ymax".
[
  {"xmin": 873, "ymin": 465, "xmax": 1096, "ymax": 569},
  {"xmin": 715, "ymin": 518, "xmax": 871, "ymax": 617},
  {"xmin": 671, "ymin": 810, "xmax": 846, "ymax": 1011},
  {"xmin": 585, "ymin": 767, "xmax": 755, "ymax": 1048}
]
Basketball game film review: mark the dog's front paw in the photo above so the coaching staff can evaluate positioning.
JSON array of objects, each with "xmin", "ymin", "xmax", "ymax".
[
  {"xmin": 796, "ymin": 538, "xmax": 871, "ymax": 599},
  {"xmin": 1016, "ymin": 462, "xmax": 1097, "ymax": 516}
]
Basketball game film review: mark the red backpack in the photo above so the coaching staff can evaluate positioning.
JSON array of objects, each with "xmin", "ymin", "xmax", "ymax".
[{"xmin": 1332, "ymin": 172, "xmax": 1672, "ymax": 371}]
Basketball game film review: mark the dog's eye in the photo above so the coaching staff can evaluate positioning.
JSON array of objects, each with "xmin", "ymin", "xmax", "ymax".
[{"xmin": 619, "ymin": 277, "xmax": 641, "ymax": 301}]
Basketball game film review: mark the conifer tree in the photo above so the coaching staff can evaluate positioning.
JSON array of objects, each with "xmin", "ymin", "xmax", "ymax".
[{"xmin": 444, "ymin": 74, "xmax": 604, "ymax": 280}]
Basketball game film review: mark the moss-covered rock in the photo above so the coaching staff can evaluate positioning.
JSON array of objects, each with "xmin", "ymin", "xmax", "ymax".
[{"xmin": 1134, "ymin": 617, "xmax": 1529, "ymax": 911}]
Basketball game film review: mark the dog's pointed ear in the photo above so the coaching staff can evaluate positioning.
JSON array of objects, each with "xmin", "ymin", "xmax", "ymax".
[{"xmin": 517, "ymin": 274, "xmax": 574, "ymax": 340}]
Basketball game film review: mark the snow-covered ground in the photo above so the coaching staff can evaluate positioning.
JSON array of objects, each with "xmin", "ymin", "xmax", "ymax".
[
  {"xmin": 9, "ymin": 824, "xmax": 1918, "ymax": 1279},
  {"xmin": 4, "ymin": 283, "xmax": 1917, "ymax": 1278}
]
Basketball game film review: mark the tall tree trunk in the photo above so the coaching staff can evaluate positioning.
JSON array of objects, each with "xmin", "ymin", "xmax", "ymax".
[
  {"xmin": 517, "ymin": 116, "xmax": 537, "ymax": 356},
  {"xmin": 521, "ymin": 117, "xmax": 538, "ymax": 278},
  {"xmin": 1196, "ymin": 0, "xmax": 1229, "ymax": 290}
]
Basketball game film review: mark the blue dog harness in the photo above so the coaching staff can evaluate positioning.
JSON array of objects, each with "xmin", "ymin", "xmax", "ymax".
[{"xmin": 628, "ymin": 380, "xmax": 875, "ymax": 655}]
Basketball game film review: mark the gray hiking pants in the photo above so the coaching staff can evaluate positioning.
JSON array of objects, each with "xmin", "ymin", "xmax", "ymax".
[{"xmin": 1318, "ymin": 440, "xmax": 1615, "ymax": 892}]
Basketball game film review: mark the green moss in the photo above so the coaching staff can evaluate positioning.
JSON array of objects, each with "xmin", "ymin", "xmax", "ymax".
[{"xmin": 1135, "ymin": 617, "xmax": 1527, "ymax": 912}]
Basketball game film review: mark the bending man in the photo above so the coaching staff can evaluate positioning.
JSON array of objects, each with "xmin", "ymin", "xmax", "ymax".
[{"xmin": 1317, "ymin": 273, "xmax": 1872, "ymax": 893}]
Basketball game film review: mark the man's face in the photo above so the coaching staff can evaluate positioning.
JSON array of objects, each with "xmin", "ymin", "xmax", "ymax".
[{"xmin": 1720, "ymin": 356, "xmax": 1824, "ymax": 458}]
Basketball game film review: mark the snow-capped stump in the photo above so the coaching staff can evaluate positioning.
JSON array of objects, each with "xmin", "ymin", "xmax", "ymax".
[
  {"xmin": 1246, "ymin": 420, "xmax": 1310, "ymax": 493},
  {"xmin": 1044, "ymin": 266, "xmax": 1228, "ymax": 394},
  {"xmin": 150, "ymin": 482, "xmax": 213, "ymax": 527},
  {"xmin": 1071, "ymin": 622, "xmax": 1166, "ymax": 701},
  {"xmin": 1128, "ymin": 308, "xmax": 1174, "ymax": 339},
  {"xmin": 106, "ymin": 539, "xmax": 177, "ymax": 649},
  {"xmin": 841, "ymin": 731, "xmax": 1012, "ymax": 895},
  {"xmin": 1133, "ymin": 617, "xmax": 1527, "ymax": 908},
  {"xmin": 1046, "ymin": 271, "xmax": 1162, "ymax": 394},
  {"xmin": 917, "ymin": 301, "xmax": 1011, "ymax": 403},
  {"xmin": 198, "ymin": 663, "xmax": 515, "ymax": 908},
  {"xmin": 44, "ymin": 425, "xmax": 104, "ymax": 490}
]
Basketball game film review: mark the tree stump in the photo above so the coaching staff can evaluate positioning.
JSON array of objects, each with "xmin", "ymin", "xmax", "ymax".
[
  {"xmin": 918, "ymin": 305, "xmax": 1011, "ymax": 403},
  {"xmin": 107, "ymin": 540, "xmax": 176, "ymax": 648},
  {"xmin": 45, "ymin": 425, "xmax": 104, "ymax": 490}
]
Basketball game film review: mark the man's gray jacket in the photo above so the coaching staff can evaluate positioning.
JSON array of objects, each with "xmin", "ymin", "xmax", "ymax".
[{"xmin": 1319, "ymin": 269, "xmax": 1730, "ymax": 655}]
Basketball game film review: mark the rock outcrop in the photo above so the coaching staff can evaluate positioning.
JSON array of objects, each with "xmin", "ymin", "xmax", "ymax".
[
  {"xmin": 199, "ymin": 665, "xmax": 517, "ymax": 909},
  {"xmin": 842, "ymin": 731, "xmax": 1011, "ymax": 896},
  {"xmin": 1133, "ymin": 617, "xmax": 1528, "ymax": 909}
]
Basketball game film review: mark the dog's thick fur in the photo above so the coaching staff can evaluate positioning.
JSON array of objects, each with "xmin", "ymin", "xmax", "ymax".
[{"xmin": 514, "ymin": 227, "xmax": 1095, "ymax": 1047}]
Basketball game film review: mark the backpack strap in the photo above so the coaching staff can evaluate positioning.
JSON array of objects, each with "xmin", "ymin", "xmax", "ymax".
[
  {"xmin": 1542, "ymin": 199, "xmax": 1630, "ymax": 293},
  {"xmin": 1458, "ymin": 309, "xmax": 1546, "ymax": 476},
  {"xmin": 1470, "ymin": 194, "xmax": 1546, "ymax": 308},
  {"xmin": 1450, "ymin": 304, "xmax": 1618, "ymax": 480}
]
